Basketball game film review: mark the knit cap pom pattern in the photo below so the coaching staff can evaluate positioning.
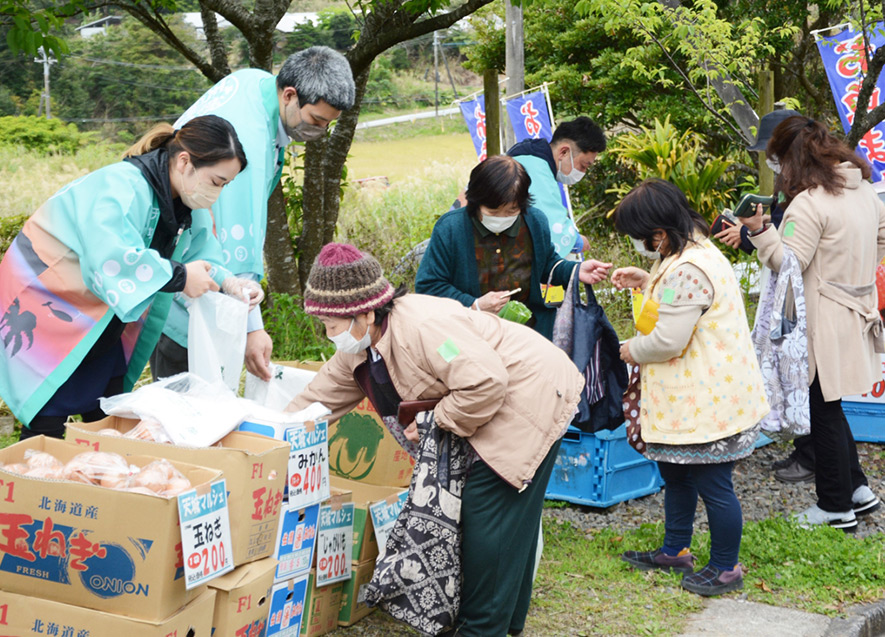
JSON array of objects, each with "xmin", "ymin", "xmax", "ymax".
[{"xmin": 304, "ymin": 243, "xmax": 395, "ymax": 316}]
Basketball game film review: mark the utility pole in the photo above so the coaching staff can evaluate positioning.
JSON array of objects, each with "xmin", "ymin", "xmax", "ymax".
[
  {"xmin": 483, "ymin": 69, "xmax": 501, "ymax": 157},
  {"xmin": 438, "ymin": 34, "xmax": 459, "ymax": 98},
  {"xmin": 503, "ymin": 0, "xmax": 525, "ymax": 150},
  {"xmin": 433, "ymin": 31, "xmax": 440, "ymax": 116},
  {"xmin": 34, "ymin": 47, "xmax": 56, "ymax": 119}
]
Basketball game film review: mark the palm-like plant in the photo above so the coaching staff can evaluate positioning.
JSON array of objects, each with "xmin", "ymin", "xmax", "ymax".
[{"xmin": 606, "ymin": 115, "xmax": 734, "ymax": 221}]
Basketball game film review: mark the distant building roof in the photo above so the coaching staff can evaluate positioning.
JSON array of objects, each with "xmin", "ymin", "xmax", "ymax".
[
  {"xmin": 76, "ymin": 16, "xmax": 123, "ymax": 31},
  {"xmin": 182, "ymin": 11, "xmax": 318, "ymax": 35}
]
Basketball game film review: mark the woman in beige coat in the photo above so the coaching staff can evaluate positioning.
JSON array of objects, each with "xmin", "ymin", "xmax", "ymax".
[
  {"xmin": 287, "ymin": 242, "xmax": 609, "ymax": 636},
  {"xmin": 741, "ymin": 116, "xmax": 885, "ymax": 532}
]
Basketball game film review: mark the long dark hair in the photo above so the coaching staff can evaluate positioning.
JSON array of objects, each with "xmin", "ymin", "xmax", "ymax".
[
  {"xmin": 768, "ymin": 116, "xmax": 870, "ymax": 205},
  {"xmin": 123, "ymin": 115, "xmax": 248, "ymax": 171},
  {"xmin": 464, "ymin": 155, "xmax": 533, "ymax": 219},
  {"xmin": 614, "ymin": 179, "xmax": 710, "ymax": 256}
]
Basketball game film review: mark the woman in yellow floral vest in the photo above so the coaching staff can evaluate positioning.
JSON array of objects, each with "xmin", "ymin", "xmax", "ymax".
[{"xmin": 612, "ymin": 179, "xmax": 769, "ymax": 597}]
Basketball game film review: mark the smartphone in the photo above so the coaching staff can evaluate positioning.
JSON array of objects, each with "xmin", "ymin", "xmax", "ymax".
[
  {"xmin": 733, "ymin": 193, "xmax": 775, "ymax": 218},
  {"xmin": 502, "ymin": 287, "xmax": 522, "ymax": 297},
  {"xmin": 711, "ymin": 214, "xmax": 736, "ymax": 235}
]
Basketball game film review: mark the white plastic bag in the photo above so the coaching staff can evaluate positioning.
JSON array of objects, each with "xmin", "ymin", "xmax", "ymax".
[
  {"xmin": 100, "ymin": 373, "xmax": 251, "ymax": 447},
  {"xmin": 188, "ymin": 291, "xmax": 249, "ymax": 392},
  {"xmin": 244, "ymin": 364, "xmax": 318, "ymax": 411}
]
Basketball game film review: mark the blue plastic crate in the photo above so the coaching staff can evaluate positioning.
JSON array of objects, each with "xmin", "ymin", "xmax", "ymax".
[
  {"xmin": 843, "ymin": 401, "xmax": 885, "ymax": 442},
  {"xmin": 545, "ymin": 423, "xmax": 664, "ymax": 508}
]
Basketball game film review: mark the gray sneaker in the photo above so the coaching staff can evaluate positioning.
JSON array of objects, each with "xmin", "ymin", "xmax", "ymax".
[
  {"xmin": 853, "ymin": 485, "xmax": 881, "ymax": 517},
  {"xmin": 621, "ymin": 548, "xmax": 695, "ymax": 574},
  {"xmin": 774, "ymin": 459, "xmax": 814, "ymax": 484}
]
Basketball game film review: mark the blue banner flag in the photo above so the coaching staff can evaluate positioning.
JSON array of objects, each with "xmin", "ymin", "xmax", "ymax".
[
  {"xmin": 505, "ymin": 90, "xmax": 554, "ymax": 142},
  {"xmin": 459, "ymin": 96, "xmax": 488, "ymax": 161},
  {"xmin": 817, "ymin": 25, "xmax": 885, "ymax": 182}
]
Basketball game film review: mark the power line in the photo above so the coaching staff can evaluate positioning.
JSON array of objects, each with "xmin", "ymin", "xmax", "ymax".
[
  {"xmin": 78, "ymin": 72, "xmax": 207, "ymax": 93},
  {"xmin": 67, "ymin": 54, "xmax": 199, "ymax": 71},
  {"xmin": 61, "ymin": 115, "xmax": 180, "ymax": 123}
]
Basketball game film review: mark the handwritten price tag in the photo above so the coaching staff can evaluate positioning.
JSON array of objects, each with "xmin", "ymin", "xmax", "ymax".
[
  {"xmin": 177, "ymin": 480, "xmax": 234, "ymax": 589},
  {"xmin": 285, "ymin": 421, "xmax": 330, "ymax": 510},
  {"xmin": 316, "ymin": 502, "xmax": 354, "ymax": 587}
]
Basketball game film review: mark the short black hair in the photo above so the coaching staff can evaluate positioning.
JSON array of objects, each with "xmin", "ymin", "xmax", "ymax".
[
  {"xmin": 614, "ymin": 179, "xmax": 709, "ymax": 256},
  {"xmin": 464, "ymin": 155, "xmax": 533, "ymax": 219},
  {"xmin": 551, "ymin": 116, "xmax": 606, "ymax": 153}
]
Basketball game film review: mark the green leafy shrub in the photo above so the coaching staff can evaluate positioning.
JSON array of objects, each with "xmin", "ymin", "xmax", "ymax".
[
  {"xmin": 262, "ymin": 292, "xmax": 335, "ymax": 362},
  {"xmin": 0, "ymin": 214, "xmax": 27, "ymax": 259},
  {"xmin": 0, "ymin": 116, "xmax": 85, "ymax": 154},
  {"xmin": 606, "ymin": 115, "xmax": 734, "ymax": 222}
]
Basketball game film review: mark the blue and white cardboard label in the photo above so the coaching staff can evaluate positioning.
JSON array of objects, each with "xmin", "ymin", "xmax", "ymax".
[
  {"xmin": 177, "ymin": 479, "xmax": 234, "ymax": 589},
  {"xmin": 285, "ymin": 421, "xmax": 330, "ymax": 510},
  {"xmin": 267, "ymin": 574, "xmax": 308, "ymax": 637},
  {"xmin": 273, "ymin": 503, "xmax": 320, "ymax": 582},
  {"xmin": 369, "ymin": 491, "xmax": 408, "ymax": 558},
  {"xmin": 316, "ymin": 502, "xmax": 354, "ymax": 587}
]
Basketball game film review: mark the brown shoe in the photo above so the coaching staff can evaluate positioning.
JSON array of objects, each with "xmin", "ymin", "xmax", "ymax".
[{"xmin": 774, "ymin": 459, "xmax": 814, "ymax": 484}]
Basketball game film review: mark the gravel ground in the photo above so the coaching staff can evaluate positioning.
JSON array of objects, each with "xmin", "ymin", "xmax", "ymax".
[
  {"xmin": 544, "ymin": 440, "xmax": 885, "ymax": 538},
  {"xmin": 332, "ymin": 441, "xmax": 885, "ymax": 635}
]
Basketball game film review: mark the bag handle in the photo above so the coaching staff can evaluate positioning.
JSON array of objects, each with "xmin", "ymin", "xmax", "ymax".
[
  {"xmin": 543, "ymin": 260, "xmax": 567, "ymax": 307},
  {"xmin": 768, "ymin": 247, "xmax": 805, "ymax": 338}
]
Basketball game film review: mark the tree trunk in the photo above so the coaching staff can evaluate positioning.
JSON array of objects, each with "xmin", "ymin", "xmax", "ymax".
[
  {"xmin": 264, "ymin": 183, "xmax": 301, "ymax": 297},
  {"xmin": 297, "ymin": 67, "xmax": 371, "ymax": 290}
]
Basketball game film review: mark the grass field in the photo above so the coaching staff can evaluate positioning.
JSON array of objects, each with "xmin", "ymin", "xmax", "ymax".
[{"xmin": 346, "ymin": 128, "xmax": 477, "ymax": 183}]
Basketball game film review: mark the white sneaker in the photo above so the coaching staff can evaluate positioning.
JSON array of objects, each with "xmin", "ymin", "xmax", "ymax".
[
  {"xmin": 793, "ymin": 505, "xmax": 857, "ymax": 533},
  {"xmin": 852, "ymin": 485, "xmax": 881, "ymax": 517}
]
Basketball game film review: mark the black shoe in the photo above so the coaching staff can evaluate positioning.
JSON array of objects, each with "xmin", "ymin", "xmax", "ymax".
[
  {"xmin": 771, "ymin": 455, "xmax": 796, "ymax": 471},
  {"xmin": 774, "ymin": 459, "xmax": 815, "ymax": 484}
]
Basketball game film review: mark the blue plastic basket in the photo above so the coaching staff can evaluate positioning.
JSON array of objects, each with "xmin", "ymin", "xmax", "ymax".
[
  {"xmin": 545, "ymin": 423, "xmax": 664, "ymax": 508},
  {"xmin": 843, "ymin": 401, "xmax": 885, "ymax": 442}
]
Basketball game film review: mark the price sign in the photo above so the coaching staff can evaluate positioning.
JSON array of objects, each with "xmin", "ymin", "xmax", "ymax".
[
  {"xmin": 177, "ymin": 479, "xmax": 234, "ymax": 589},
  {"xmin": 369, "ymin": 490, "xmax": 408, "ymax": 558},
  {"xmin": 316, "ymin": 501, "xmax": 354, "ymax": 587},
  {"xmin": 285, "ymin": 420, "xmax": 330, "ymax": 510}
]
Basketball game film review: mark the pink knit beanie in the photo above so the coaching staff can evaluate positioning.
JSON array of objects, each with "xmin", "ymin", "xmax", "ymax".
[{"xmin": 303, "ymin": 243, "xmax": 395, "ymax": 316}]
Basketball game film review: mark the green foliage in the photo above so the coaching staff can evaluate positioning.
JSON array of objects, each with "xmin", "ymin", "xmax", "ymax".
[
  {"xmin": 606, "ymin": 116, "xmax": 734, "ymax": 222},
  {"xmin": 0, "ymin": 115, "xmax": 85, "ymax": 153},
  {"xmin": 0, "ymin": 213, "xmax": 26, "ymax": 258},
  {"xmin": 1, "ymin": 0, "xmax": 76, "ymax": 57},
  {"xmin": 262, "ymin": 292, "xmax": 335, "ymax": 362}
]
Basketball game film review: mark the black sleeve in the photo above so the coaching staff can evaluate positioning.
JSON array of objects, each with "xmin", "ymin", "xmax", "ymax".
[{"xmin": 159, "ymin": 260, "xmax": 187, "ymax": 293}]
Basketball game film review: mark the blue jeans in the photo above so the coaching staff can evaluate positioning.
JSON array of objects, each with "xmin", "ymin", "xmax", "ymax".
[{"xmin": 658, "ymin": 461, "xmax": 742, "ymax": 570}]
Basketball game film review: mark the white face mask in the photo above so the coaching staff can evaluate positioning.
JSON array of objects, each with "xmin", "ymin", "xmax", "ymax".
[
  {"xmin": 481, "ymin": 213, "xmax": 519, "ymax": 234},
  {"xmin": 329, "ymin": 318, "xmax": 372, "ymax": 354},
  {"xmin": 556, "ymin": 146, "xmax": 586, "ymax": 186},
  {"xmin": 630, "ymin": 237, "xmax": 661, "ymax": 260},
  {"xmin": 765, "ymin": 157, "xmax": 782, "ymax": 174}
]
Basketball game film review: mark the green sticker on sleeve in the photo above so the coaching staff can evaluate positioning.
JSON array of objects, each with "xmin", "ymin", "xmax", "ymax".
[
  {"xmin": 784, "ymin": 221, "xmax": 796, "ymax": 237},
  {"xmin": 661, "ymin": 288, "xmax": 676, "ymax": 304},
  {"xmin": 437, "ymin": 338, "xmax": 460, "ymax": 363}
]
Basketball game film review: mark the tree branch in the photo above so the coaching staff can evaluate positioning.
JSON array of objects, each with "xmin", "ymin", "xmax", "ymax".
[{"xmin": 200, "ymin": 5, "xmax": 231, "ymax": 77}]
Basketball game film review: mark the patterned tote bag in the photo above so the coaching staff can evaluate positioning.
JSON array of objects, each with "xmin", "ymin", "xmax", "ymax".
[
  {"xmin": 751, "ymin": 247, "xmax": 810, "ymax": 441},
  {"xmin": 363, "ymin": 410, "xmax": 472, "ymax": 636}
]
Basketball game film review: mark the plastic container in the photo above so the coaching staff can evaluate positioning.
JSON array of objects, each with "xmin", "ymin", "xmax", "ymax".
[
  {"xmin": 545, "ymin": 423, "xmax": 664, "ymax": 508},
  {"xmin": 498, "ymin": 300, "xmax": 531, "ymax": 324},
  {"xmin": 843, "ymin": 401, "xmax": 885, "ymax": 442}
]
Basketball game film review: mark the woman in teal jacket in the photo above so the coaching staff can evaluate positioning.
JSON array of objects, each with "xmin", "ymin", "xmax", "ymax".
[
  {"xmin": 0, "ymin": 115, "xmax": 259, "ymax": 438},
  {"xmin": 415, "ymin": 155, "xmax": 610, "ymax": 340}
]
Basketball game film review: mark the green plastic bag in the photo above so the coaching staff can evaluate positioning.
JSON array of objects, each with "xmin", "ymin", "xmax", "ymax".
[{"xmin": 498, "ymin": 300, "xmax": 532, "ymax": 324}]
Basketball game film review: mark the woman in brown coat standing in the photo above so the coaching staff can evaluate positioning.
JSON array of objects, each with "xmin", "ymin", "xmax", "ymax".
[{"xmin": 741, "ymin": 116, "xmax": 885, "ymax": 532}]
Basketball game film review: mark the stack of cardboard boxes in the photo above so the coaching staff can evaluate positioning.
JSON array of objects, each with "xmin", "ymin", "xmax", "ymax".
[
  {"xmin": 246, "ymin": 361, "xmax": 414, "ymax": 635},
  {"xmin": 0, "ymin": 435, "xmax": 225, "ymax": 633},
  {"xmin": 19, "ymin": 417, "xmax": 289, "ymax": 637}
]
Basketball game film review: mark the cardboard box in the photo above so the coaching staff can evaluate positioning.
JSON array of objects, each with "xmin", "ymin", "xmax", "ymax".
[
  {"xmin": 267, "ymin": 573, "xmax": 308, "ymax": 636},
  {"xmin": 302, "ymin": 569, "xmax": 344, "ymax": 637},
  {"xmin": 338, "ymin": 559, "xmax": 377, "ymax": 626},
  {"xmin": 273, "ymin": 503, "xmax": 320, "ymax": 581},
  {"xmin": 208, "ymin": 557, "xmax": 277, "ymax": 637},
  {"xmin": 67, "ymin": 416, "xmax": 290, "ymax": 566},
  {"xmin": 0, "ymin": 588, "xmax": 216, "ymax": 636},
  {"xmin": 0, "ymin": 436, "xmax": 221, "ymax": 621},
  {"xmin": 328, "ymin": 397, "xmax": 415, "ymax": 488},
  {"xmin": 271, "ymin": 361, "xmax": 415, "ymax": 488},
  {"xmin": 330, "ymin": 475, "xmax": 407, "ymax": 563}
]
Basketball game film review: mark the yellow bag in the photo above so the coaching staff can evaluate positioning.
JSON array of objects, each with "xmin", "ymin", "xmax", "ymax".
[{"xmin": 631, "ymin": 289, "xmax": 659, "ymax": 335}]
